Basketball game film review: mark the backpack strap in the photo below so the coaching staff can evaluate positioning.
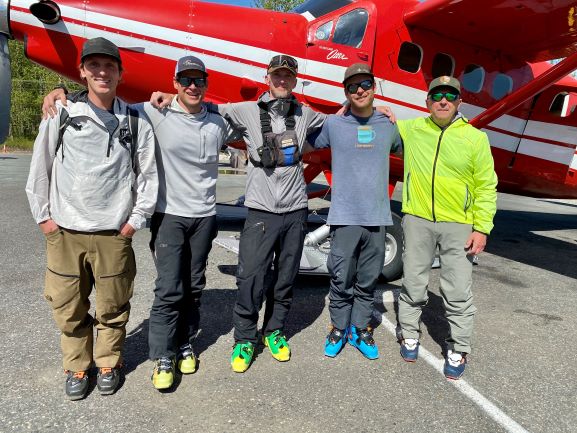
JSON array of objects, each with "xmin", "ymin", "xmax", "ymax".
[
  {"xmin": 55, "ymin": 109, "xmax": 71, "ymax": 161},
  {"xmin": 285, "ymin": 100, "xmax": 296, "ymax": 131},
  {"xmin": 128, "ymin": 107, "xmax": 139, "ymax": 172}
]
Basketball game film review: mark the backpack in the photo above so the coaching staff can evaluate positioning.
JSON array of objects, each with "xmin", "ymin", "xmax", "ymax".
[{"xmin": 55, "ymin": 90, "xmax": 139, "ymax": 171}]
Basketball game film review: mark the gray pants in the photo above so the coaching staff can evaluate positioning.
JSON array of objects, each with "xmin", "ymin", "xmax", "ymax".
[
  {"xmin": 399, "ymin": 214, "xmax": 476, "ymax": 354},
  {"xmin": 328, "ymin": 225, "xmax": 386, "ymax": 331}
]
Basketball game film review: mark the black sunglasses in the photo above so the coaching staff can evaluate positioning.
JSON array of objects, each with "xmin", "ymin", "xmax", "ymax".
[
  {"xmin": 176, "ymin": 76, "xmax": 207, "ymax": 88},
  {"xmin": 345, "ymin": 79, "xmax": 374, "ymax": 94},
  {"xmin": 429, "ymin": 92, "xmax": 459, "ymax": 102}
]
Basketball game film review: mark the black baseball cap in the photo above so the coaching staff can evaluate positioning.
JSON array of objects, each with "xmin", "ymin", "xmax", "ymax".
[
  {"xmin": 342, "ymin": 63, "xmax": 374, "ymax": 83},
  {"xmin": 268, "ymin": 55, "xmax": 298, "ymax": 75},
  {"xmin": 175, "ymin": 55, "xmax": 208, "ymax": 77},
  {"xmin": 81, "ymin": 37, "xmax": 121, "ymax": 64}
]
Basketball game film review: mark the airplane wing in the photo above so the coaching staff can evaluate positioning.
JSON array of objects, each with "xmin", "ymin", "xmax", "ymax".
[{"xmin": 404, "ymin": 0, "xmax": 577, "ymax": 62}]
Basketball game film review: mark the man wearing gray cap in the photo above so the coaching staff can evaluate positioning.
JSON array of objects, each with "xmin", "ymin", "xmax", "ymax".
[
  {"xmin": 310, "ymin": 63, "xmax": 402, "ymax": 360},
  {"xmin": 396, "ymin": 76, "xmax": 497, "ymax": 379},
  {"xmin": 28, "ymin": 37, "xmax": 158, "ymax": 399},
  {"xmin": 142, "ymin": 55, "xmax": 233, "ymax": 390}
]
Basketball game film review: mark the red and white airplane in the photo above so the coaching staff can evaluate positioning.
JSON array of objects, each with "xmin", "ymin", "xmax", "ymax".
[{"xmin": 2, "ymin": 0, "xmax": 577, "ymax": 278}]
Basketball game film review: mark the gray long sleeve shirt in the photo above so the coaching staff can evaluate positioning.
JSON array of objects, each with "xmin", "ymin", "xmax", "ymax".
[
  {"xmin": 216, "ymin": 92, "xmax": 326, "ymax": 213},
  {"xmin": 138, "ymin": 99, "xmax": 233, "ymax": 218}
]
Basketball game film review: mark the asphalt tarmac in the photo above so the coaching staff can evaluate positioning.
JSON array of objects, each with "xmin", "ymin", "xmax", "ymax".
[{"xmin": 1, "ymin": 153, "xmax": 576, "ymax": 433}]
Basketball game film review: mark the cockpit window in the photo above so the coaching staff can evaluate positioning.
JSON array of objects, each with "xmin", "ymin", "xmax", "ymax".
[
  {"xmin": 315, "ymin": 21, "xmax": 333, "ymax": 41},
  {"xmin": 332, "ymin": 9, "xmax": 368, "ymax": 48},
  {"xmin": 293, "ymin": 0, "xmax": 353, "ymax": 20}
]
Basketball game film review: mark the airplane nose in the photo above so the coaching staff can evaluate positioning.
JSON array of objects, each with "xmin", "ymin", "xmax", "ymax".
[{"xmin": 0, "ymin": 0, "xmax": 11, "ymax": 144}]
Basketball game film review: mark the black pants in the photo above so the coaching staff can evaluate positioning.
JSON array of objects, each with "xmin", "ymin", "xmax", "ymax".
[
  {"xmin": 233, "ymin": 208, "xmax": 307, "ymax": 344},
  {"xmin": 148, "ymin": 213, "xmax": 217, "ymax": 360},
  {"xmin": 328, "ymin": 225, "xmax": 386, "ymax": 331}
]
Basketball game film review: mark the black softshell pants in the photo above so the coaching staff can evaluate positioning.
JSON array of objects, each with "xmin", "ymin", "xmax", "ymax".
[
  {"xmin": 233, "ymin": 208, "xmax": 307, "ymax": 344},
  {"xmin": 148, "ymin": 213, "xmax": 217, "ymax": 360}
]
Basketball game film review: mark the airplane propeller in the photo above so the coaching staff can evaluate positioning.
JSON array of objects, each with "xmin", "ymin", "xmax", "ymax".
[{"xmin": 0, "ymin": 33, "xmax": 10, "ymax": 144}]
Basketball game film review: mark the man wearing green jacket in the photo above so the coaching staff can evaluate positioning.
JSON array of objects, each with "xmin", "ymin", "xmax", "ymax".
[{"xmin": 396, "ymin": 76, "xmax": 497, "ymax": 380}]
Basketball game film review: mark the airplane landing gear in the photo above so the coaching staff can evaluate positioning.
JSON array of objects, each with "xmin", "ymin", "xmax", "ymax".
[{"xmin": 381, "ymin": 213, "xmax": 403, "ymax": 282}]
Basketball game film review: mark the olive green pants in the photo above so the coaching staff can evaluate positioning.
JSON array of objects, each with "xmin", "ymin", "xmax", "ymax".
[
  {"xmin": 399, "ymin": 214, "xmax": 477, "ymax": 354},
  {"xmin": 44, "ymin": 229, "xmax": 136, "ymax": 371}
]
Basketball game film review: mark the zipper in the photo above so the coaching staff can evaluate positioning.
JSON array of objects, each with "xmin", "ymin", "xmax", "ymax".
[
  {"xmin": 464, "ymin": 184, "xmax": 470, "ymax": 215},
  {"xmin": 106, "ymin": 117, "xmax": 121, "ymax": 157},
  {"xmin": 47, "ymin": 267, "xmax": 80, "ymax": 279},
  {"xmin": 106, "ymin": 100, "xmax": 121, "ymax": 157},
  {"xmin": 100, "ymin": 269, "xmax": 130, "ymax": 279},
  {"xmin": 406, "ymin": 172, "xmax": 411, "ymax": 202},
  {"xmin": 431, "ymin": 130, "xmax": 444, "ymax": 222},
  {"xmin": 430, "ymin": 116, "xmax": 462, "ymax": 221}
]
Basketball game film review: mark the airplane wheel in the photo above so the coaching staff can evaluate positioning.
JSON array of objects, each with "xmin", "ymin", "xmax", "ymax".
[{"xmin": 382, "ymin": 213, "xmax": 403, "ymax": 282}]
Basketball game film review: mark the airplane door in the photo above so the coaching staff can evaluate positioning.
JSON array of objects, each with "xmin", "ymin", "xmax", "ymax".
[{"xmin": 301, "ymin": 1, "xmax": 377, "ymax": 110}]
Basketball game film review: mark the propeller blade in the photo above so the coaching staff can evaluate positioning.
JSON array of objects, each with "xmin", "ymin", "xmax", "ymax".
[{"xmin": 0, "ymin": 34, "xmax": 11, "ymax": 144}]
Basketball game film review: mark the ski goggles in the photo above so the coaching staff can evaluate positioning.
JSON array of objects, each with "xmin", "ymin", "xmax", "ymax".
[
  {"xmin": 176, "ymin": 76, "xmax": 207, "ymax": 88},
  {"xmin": 428, "ymin": 91, "xmax": 459, "ymax": 102},
  {"xmin": 346, "ymin": 79, "xmax": 374, "ymax": 94},
  {"xmin": 268, "ymin": 55, "xmax": 298, "ymax": 75}
]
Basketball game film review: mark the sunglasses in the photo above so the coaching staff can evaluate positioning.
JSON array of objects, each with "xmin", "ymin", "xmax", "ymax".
[
  {"xmin": 268, "ymin": 55, "xmax": 298, "ymax": 72},
  {"xmin": 346, "ymin": 79, "xmax": 374, "ymax": 94},
  {"xmin": 429, "ymin": 92, "xmax": 459, "ymax": 102},
  {"xmin": 176, "ymin": 76, "xmax": 207, "ymax": 88}
]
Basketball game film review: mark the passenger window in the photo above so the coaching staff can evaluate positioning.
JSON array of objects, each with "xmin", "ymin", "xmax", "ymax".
[
  {"xmin": 462, "ymin": 64, "xmax": 485, "ymax": 93},
  {"xmin": 315, "ymin": 21, "xmax": 333, "ymax": 41},
  {"xmin": 549, "ymin": 92, "xmax": 577, "ymax": 117},
  {"xmin": 397, "ymin": 42, "xmax": 422, "ymax": 74},
  {"xmin": 492, "ymin": 73, "xmax": 513, "ymax": 100},
  {"xmin": 431, "ymin": 53, "xmax": 454, "ymax": 78},
  {"xmin": 332, "ymin": 8, "xmax": 368, "ymax": 48}
]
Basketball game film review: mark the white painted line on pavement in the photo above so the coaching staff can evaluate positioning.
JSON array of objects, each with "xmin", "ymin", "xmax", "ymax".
[{"xmin": 377, "ymin": 311, "xmax": 531, "ymax": 433}]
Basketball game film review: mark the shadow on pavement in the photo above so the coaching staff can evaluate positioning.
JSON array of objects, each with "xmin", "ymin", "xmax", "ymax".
[
  {"xmin": 487, "ymin": 209, "xmax": 577, "ymax": 279},
  {"xmin": 285, "ymin": 274, "xmax": 329, "ymax": 340},
  {"xmin": 123, "ymin": 320, "xmax": 150, "ymax": 375},
  {"xmin": 195, "ymin": 288, "xmax": 237, "ymax": 355}
]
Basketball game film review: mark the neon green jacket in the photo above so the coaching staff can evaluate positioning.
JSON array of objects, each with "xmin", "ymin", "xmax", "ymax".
[{"xmin": 397, "ymin": 115, "xmax": 498, "ymax": 234}]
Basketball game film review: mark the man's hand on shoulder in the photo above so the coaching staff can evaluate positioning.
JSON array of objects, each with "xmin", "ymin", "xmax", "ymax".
[
  {"xmin": 375, "ymin": 105, "xmax": 396, "ymax": 123},
  {"xmin": 149, "ymin": 92, "xmax": 175, "ymax": 109},
  {"xmin": 465, "ymin": 231, "xmax": 487, "ymax": 255},
  {"xmin": 42, "ymin": 89, "xmax": 68, "ymax": 119}
]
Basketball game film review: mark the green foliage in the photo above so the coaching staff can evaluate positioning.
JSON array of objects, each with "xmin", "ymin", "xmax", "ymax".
[
  {"xmin": 2, "ymin": 136, "xmax": 34, "ymax": 151},
  {"xmin": 253, "ymin": 0, "xmax": 304, "ymax": 12},
  {"xmin": 8, "ymin": 40, "xmax": 80, "ymax": 141}
]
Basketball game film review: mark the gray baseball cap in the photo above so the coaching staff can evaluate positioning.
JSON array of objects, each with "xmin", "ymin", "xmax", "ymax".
[
  {"xmin": 81, "ymin": 37, "xmax": 121, "ymax": 64},
  {"xmin": 428, "ymin": 76, "xmax": 461, "ymax": 94},
  {"xmin": 175, "ymin": 55, "xmax": 208, "ymax": 76},
  {"xmin": 342, "ymin": 63, "xmax": 374, "ymax": 83}
]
